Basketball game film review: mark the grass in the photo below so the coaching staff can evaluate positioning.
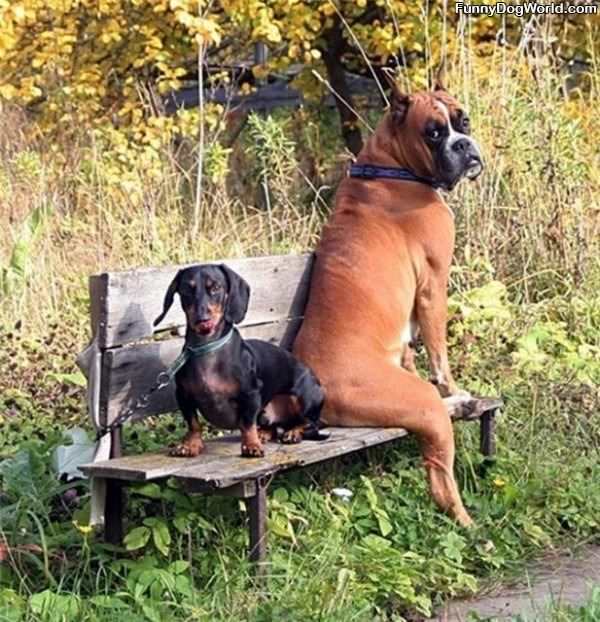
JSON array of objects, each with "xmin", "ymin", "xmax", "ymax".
[{"xmin": 1, "ymin": 15, "xmax": 600, "ymax": 622}]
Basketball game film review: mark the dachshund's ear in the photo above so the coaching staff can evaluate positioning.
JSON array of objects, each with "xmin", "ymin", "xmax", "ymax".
[
  {"xmin": 382, "ymin": 69, "xmax": 410, "ymax": 125},
  {"xmin": 153, "ymin": 270, "xmax": 181, "ymax": 327},
  {"xmin": 220, "ymin": 264, "xmax": 250, "ymax": 325}
]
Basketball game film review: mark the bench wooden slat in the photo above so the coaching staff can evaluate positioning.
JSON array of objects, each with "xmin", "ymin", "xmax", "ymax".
[
  {"xmin": 99, "ymin": 319, "xmax": 302, "ymax": 425},
  {"xmin": 80, "ymin": 427, "xmax": 410, "ymax": 483},
  {"xmin": 81, "ymin": 399, "xmax": 502, "ymax": 484},
  {"xmin": 90, "ymin": 253, "xmax": 313, "ymax": 349}
]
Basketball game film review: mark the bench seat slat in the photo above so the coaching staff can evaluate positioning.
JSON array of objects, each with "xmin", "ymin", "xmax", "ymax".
[
  {"xmin": 81, "ymin": 398, "xmax": 501, "ymax": 484},
  {"xmin": 80, "ymin": 427, "xmax": 410, "ymax": 483}
]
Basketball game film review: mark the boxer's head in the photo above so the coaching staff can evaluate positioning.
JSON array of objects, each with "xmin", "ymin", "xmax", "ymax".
[{"xmin": 381, "ymin": 77, "xmax": 483, "ymax": 190}]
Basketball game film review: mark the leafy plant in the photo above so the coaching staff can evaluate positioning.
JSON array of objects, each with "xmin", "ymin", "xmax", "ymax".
[{"xmin": 1, "ymin": 205, "xmax": 53, "ymax": 297}]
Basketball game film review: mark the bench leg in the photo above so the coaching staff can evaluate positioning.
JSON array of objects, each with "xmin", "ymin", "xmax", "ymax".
[
  {"xmin": 105, "ymin": 427, "xmax": 124, "ymax": 545},
  {"xmin": 247, "ymin": 477, "xmax": 269, "ymax": 576},
  {"xmin": 105, "ymin": 479, "xmax": 123, "ymax": 545},
  {"xmin": 480, "ymin": 408, "xmax": 497, "ymax": 458}
]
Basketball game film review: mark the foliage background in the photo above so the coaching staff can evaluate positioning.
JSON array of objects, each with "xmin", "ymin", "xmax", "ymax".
[{"xmin": 1, "ymin": 2, "xmax": 600, "ymax": 621}]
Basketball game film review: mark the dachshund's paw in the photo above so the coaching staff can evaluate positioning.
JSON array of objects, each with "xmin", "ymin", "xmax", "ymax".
[
  {"xmin": 169, "ymin": 434, "xmax": 204, "ymax": 458},
  {"xmin": 258, "ymin": 426, "xmax": 277, "ymax": 444},
  {"xmin": 281, "ymin": 427, "xmax": 303, "ymax": 444},
  {"xmin": 241, "ymin": 443, "xmax": 265, "ymax": 458}
]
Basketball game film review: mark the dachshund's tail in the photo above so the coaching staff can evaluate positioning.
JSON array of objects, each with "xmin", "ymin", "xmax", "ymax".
[{"xmin": 302, "ymin": 421, "xmax": 331, "ymax": 441}]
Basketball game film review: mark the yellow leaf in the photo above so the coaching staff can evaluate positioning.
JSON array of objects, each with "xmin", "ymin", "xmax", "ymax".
[
  {"xmin": 0, "ymin": 84, "xmax": 17, "ymax": 99},
  {"xmin": 12, "ymin": 3, "xmax": 26, "ymax": 23}
]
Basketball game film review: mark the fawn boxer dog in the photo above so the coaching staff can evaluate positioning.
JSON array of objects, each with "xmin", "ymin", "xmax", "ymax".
[{"xmin": 293, "ymin": 77, "xmax": 483, "ymax": 526}]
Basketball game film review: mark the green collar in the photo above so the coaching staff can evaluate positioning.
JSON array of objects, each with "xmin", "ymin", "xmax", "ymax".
[
  {"xmin": 186, "ymin": 329, "xmax": 234, "ymax": 357},
  {"xmin": 166, "ymin": 329, "xmax": 234, "ymax": 380}
]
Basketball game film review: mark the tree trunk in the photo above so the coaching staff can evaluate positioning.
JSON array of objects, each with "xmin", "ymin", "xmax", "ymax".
[{"xmin": 322, "ymin": 18, "xmax": 363, "ymax": 156}]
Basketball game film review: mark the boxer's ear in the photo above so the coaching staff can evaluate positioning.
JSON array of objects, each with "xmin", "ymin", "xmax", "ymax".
[
  {"xmin": 382, "ymin": 69, "xmax": 410, "ymax": 124},
  {"xmin": 433, "ymin": 61, "xmax": 447, "ymax": 92}
]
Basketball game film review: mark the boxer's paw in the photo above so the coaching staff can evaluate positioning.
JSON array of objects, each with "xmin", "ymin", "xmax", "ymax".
[
  {"xmin": 453, "ymin": 505, "xmax": 474, "ymax": 528},
  {"xmin": 241, "ymin": 442, "xmax": 265, "ymax": 458},
  {"xmin": 169, "ymin": 432, "xmax": 204, "ymax": 457},
  {"xmin": 431, "ymin": 377, "xmax": 471, "ymax": 399}
]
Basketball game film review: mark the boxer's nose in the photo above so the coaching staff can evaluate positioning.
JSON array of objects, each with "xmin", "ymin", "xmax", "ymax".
[{"xmin": 451, "ymin": 138, "xmax": 471, "ymax": 154}]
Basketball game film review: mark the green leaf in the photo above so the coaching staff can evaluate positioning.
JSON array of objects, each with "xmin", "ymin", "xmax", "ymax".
[
  {"xmin": 155, "ymin": 569, "xmax": 176, "ymax": 592},
  {"xmin": 29, "ymin": 591, "xmax": 80, "ymax": 618},
  {"xmin": 135, "ymin": 483, "xmax": 163, "ymax": 499},
  {"xmin": 151, "ymin": 520, "xmax": 171, "ymax": 556},
  {"xmin": 133, "ymin": 570, "xmax": 156, "ymax": 601},
  {"xmin": 173, "ymin": 514, "xmax": 190, "ymax": 534},
  {"xmin": 377, "ymin": 513, "xmax": 393, "ymax": 537},
  {"xmin": 89, "ymin": 595, "xmax": 129, "ymax": 609},
  {"xmin": 175, "ymin": 575, "xmax": 193, "ymax": 597},
  {"xmin": 46, "ymin": 371, "xmax": 87, "ymax": 387},
  {"xmin": 272, "ymin": 487, "xmax": 289, "ymax": 502},
  {"xmin": 141, "ymin": 601, "xmax": 162, "ymax": 622},
  {"xmin": 124, "ymin": 526, "xmax": 151, "ymax": 551},
  {"xmin": 0, "ymin": 589, "xmax": 25, "ymax": 622},
  {"xmin": 168, "ymin": 560, "xmax": 190, "ymax": 575}
]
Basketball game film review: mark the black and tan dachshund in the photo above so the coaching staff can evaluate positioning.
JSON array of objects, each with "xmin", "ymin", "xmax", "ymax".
[{"xmin": 153, "ymin": 264, "xmax": 325, "ymax": 458}]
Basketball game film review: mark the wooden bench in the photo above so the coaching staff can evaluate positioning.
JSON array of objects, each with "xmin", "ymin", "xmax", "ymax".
[{"xmin": 80, "ymin": 253, "xmax": 502, "ymax": 567}]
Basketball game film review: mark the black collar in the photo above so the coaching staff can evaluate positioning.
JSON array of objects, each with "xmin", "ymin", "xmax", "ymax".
[{"xmin": 349, "ymin": 163, "xmax": 442, "ymax": 190}]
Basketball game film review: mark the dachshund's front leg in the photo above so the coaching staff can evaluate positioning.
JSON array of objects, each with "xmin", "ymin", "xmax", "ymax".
[
  {"xmin": 238, "ymin": 384, "xmax": 265, "ymax": 458},
  {"xmin": 170, "ymin": 389, "xmax": 204, "ymax": 457}
]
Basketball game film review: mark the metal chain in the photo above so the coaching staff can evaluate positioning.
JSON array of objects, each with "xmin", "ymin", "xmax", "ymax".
[
  {"xmin": 94, "ymin": 333, "xmax": 232, "ymax": 442},
  {"xmin": 95, "ymin": 370, "xmax": 173, "ymax": 441}
]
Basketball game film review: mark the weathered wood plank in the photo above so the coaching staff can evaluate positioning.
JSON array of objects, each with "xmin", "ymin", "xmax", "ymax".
[
  {"xmin": 100, "ymin": 319, "xmax": 302, "ymax": 425},
  {"xmin": 175, "ymin": 427, "xmax": 411, "ymax": 487},
  {"xmin": 90, "ymin": 253, "xmax": 313, "ymax": 349},
  {"xmin": 80, "ymin": 427, "xmax": 410, "ymax": 482},
  {"xmin": 82, "ymin": 397, "xmax": 502, "ymax": 483}
]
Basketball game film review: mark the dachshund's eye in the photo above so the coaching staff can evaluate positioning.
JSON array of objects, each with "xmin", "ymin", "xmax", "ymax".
[{"xmin": 209, "ymin": 283, "xmax": 221, "ymax": 295}]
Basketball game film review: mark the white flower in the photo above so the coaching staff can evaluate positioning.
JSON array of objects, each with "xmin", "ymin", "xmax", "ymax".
[{"xmin": 331, "ymin": 488, "xmax": 353, "ymax": 502}]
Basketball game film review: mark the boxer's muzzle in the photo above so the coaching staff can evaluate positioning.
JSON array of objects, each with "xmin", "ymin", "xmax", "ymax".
[
  {"xmin": 434, "ymin": 102, "xmax": 483, "ymax": 190},
  {"xmin": 438, "ymin": 135, "xmax": 482, "ymax": 190}
]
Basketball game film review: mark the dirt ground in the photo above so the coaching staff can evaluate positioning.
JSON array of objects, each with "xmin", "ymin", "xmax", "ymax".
[{"xmin": 428, "ymin": 545, "xmax": 600, "ymax": 621}]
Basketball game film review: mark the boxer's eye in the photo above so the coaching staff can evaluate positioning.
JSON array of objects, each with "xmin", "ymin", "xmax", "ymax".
[
  {"xmin": 426, "ymin": 126, "xmax": 445, "ymax": 141},
  {"xmin": 462, "ymin": 117, "xmax": 471, "ymax": 133}
]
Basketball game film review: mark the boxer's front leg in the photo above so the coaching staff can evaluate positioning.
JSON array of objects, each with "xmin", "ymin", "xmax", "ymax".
[{"xmin": 416, "ymin": 278, "xmax": 466, "ymax": 398}]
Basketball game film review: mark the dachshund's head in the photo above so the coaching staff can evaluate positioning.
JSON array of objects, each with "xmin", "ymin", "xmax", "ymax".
[{"xmin": 153, "ymin": 264, "xmax": 250, "ymax": 337}]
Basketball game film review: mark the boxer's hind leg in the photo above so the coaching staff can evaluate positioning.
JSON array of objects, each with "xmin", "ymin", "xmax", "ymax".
[{"xmin": 323, "ymin": 362, "xmax": 472, "ymax": 526}]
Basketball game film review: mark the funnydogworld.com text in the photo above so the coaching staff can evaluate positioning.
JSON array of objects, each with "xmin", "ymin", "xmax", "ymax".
[{"xmin": 455, "ymin": 2, "xmax": 598, "ymax": 18}]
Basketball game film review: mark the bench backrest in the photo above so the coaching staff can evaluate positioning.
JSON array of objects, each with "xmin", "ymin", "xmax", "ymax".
[{"xmin": 90, "ymin": 254, "xmax": 314, "ymax": 426}]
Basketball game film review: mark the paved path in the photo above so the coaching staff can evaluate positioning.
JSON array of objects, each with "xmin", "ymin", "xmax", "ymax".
[{"xmin": 428, "ymin": 545, "xmax": 600, "ymax": 621}]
